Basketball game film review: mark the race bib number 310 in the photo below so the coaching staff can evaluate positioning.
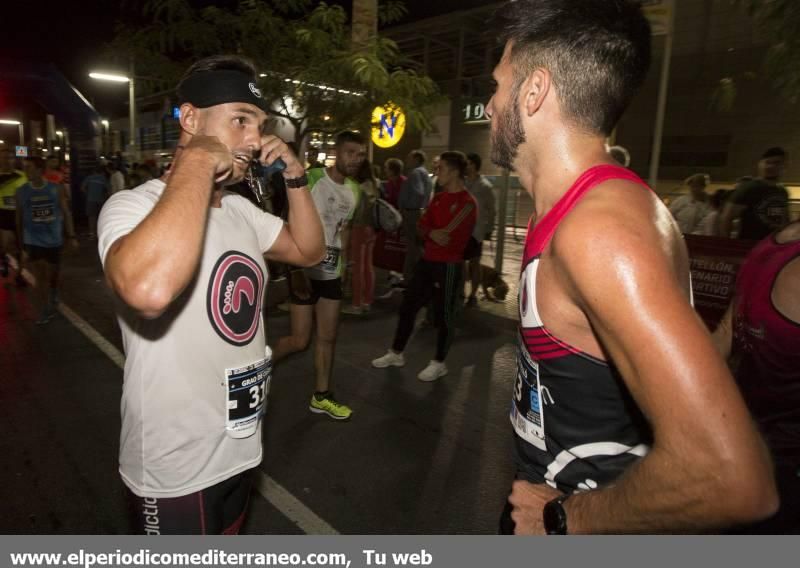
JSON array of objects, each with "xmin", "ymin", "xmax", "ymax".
[{"xmin": 225, "ymin": 352, "xmax": 272, "ymax": 439}]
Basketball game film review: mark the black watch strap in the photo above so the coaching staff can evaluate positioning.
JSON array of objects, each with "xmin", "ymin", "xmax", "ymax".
[
  {"xmin": 543, "ymin": 493, "xmax": 570, "ymax": 535},
  {"xmin": 284, "ymin": 174, "xmax": 308, "ymax": 189}
]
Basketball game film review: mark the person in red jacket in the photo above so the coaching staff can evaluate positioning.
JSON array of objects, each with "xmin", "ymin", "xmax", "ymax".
[{"xmin": 371, "ymin": 151, "xmax": 476, "ymax": 382}]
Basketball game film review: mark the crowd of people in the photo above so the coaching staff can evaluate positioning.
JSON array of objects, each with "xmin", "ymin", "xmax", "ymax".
[
  {"xmin": 667, "ymin": 146, "xmax": 791, "ymax": 239},
  {"xmin": 0, "ymin": 0, "xmax": 797, "ymax": 536}
]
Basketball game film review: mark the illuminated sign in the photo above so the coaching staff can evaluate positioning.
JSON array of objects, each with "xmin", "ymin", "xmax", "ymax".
[
  {"xmin": 15, "ymin": 146, "xmax": 28, "ymax": 157},
  {"xmin": 371, "ymin": 103, "xmax": 406, "ymax": 148},
  {"xmin": 172, "ymin": 106, "xmax": 181, "ymax": 120},
  {"xmin": 462, "ymin": 101, "xmax": 489, "ymax": 125}
]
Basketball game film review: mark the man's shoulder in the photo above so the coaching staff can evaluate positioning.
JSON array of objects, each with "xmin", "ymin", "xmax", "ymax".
[
  {"xmin": 732, "ymin": 178, "xmax": 783, "ymax": 198},
  {"xmin": 108, "ymin": 179, "xmax": 162, "ymax": 205},
  {"xmin": 555, "ymin": 178, "xmax": 668, "ymax": 253}
]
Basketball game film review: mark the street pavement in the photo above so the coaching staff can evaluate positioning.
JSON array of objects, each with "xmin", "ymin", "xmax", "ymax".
[{"xmin": 0, "ymin": 231, "xmax": 525, "ymax": 534}]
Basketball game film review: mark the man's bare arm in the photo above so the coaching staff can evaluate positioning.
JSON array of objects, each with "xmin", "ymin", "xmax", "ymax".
[
  {"xmin": 104, "ymin": 137, "xmax": 230, "ymax": 318},
  {"xmin": 262, "ymin": 140, "xmax": 325, "ymax": 266},
  {"xmin": 554, "ymin": 191, "xmax": 776, "ymax": 533},
  {"xmin": 717, "ymin": 202, "xmax": 744, "ymax": 238},
  {"xmin": 263, "ymin": 190, "xmax": 325, "ymax": 267},
  {"xmin": 712, "ymin": 303, "xmax": 734, "ymax": 360},
  {"xmin": 58, "ymin": 185, "xmax": 76, "ymax": 239}
]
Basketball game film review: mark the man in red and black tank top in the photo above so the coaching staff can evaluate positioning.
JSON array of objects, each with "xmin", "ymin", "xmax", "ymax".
[
  {"xmin": 489, "ymin": 0, "xmax": 776, "ymax": 534},
  {"xmin": 714, "ymin": 221, "xmax": 800, "ymax": 533}
]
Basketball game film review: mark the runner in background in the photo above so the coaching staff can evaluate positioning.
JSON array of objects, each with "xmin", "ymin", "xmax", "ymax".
[
  {"xmin": 371, "ymin": 151, "xmax": 476, "ymax": 382},
  {"xmin": 15, "ymin": 157, "xmax": 77, "ymax": 323},
  {"xmin": 272, "ymin": 131, "xmax": 365, "ymax": 421}
]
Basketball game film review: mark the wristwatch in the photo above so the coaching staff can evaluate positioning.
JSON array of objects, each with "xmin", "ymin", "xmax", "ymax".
[
  {"xmin": 284, "ymin": 174, "xmax": 308, "ymax": 189},
  {"xmin": 543, "ymin": 493, "xmax": 570, "ymax": 535}
]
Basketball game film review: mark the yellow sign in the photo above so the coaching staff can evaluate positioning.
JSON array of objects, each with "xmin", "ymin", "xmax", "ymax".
[{"xmin": 371, "ymin": 103, "xmax": 406, "ymax": 148}]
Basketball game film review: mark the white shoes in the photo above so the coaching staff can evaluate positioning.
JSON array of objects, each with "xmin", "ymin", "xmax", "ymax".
[
  {"xmin": 372, "ymin": 352, "xmax": 447, "ymax": 382},
  {"xmin": 371, "ymin": 350, "xmax": 406, "ymax": 368},
  {"xmin": 417, "ymin": 360, "xmax": 448, "ymax": 382}
]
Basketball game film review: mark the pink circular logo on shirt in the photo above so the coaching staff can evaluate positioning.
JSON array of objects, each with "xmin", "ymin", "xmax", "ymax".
[{"xmin": 207, "ymin": 251, "xmax": 264, "ymax": 346}]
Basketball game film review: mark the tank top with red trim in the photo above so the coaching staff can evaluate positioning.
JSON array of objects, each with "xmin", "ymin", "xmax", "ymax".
[
  {"xmin": 511, "ymin": 164, "xmax": 653, "ymax": 492},
  {"xmin": 732, "ymin": 234, "xmax": 800, "ymax": 463}
]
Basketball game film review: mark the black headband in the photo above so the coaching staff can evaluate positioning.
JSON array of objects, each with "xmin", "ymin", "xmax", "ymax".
[{"xmin": 177, "ymin": 69, "xmax": 269, "ymax": 112}]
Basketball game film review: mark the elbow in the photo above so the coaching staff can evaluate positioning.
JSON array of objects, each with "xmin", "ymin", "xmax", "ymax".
[
  {"xmin": 309, "ymin": 244, "xmax": 327, "ymax": 266},
  {"xmin": 713, "ymin": 455, "xmax": 779, "ymax": 526},
  {"xmin": 296, "ymin": 243, "xmax": 326, "ymax": 268},
  {"xmin": 110, "ymin": 273, "xmax": 174, "ymax": 319}
]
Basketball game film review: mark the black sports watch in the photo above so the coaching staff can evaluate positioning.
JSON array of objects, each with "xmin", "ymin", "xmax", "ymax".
[
  {"xmin": 543, "ymin": 493, "xmax": 570, "ymax": 535},
  {"xmin": 284, "ymin": 174, "xmax": 308, "ymax": 189}
]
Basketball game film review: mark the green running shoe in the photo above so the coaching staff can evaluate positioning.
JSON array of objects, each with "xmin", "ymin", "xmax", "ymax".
[{"xmin": 309, "ymin": 392, "xmax": 352, "ymax": 420}]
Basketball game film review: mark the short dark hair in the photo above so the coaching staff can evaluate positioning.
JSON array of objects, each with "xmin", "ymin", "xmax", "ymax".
[
  {"xmin": 466, "ymin": 152, "xmax": 482, "ymax": 171},
  {"xmin": 385, "ymin": 158, "xmax": 403, "ymax": 176},
  {"xmin": 409, "ymin": 150, "xmax": 427, "ymax": 165},
  {"xmin": 26, "ymin": 157, "xmax": 46, "ymax": 172},
  {"xmin": 439, "ymin": 151, "xmax": 468, "ymax": 178},
  {"xmin": 761, "ymin": 146, "xmax": 787, "ymax": 160},
  {"xmin": 179, "ymin": 55, "xmax": 257, "ymax": 85},
  {"xmin": 496, "ymin": 0, "xmax": 651, "ymax": 136},
  {"xmin": 335, "ymin": 130, "xmax": 367, "ymax": 147}
]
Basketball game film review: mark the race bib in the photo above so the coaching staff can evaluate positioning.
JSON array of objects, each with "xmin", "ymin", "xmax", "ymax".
[
  {"xmin": 510, "ymin": 339, "xmax": 547, "ymax": 450},
  {"xmin": 225, "ymin": 347, "xmax": 272, "ymax": 439},
  {"xmin": 32, "ymin": 202, "xmax": 55, "ymax": 223},
  {"xmin": 320, "ymin": 245, "xmax": 341, "ymax": 274}
]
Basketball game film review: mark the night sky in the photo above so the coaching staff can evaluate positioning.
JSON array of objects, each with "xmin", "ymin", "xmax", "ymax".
[{"xmin": 1, "ymin": 0, "xmax": 486, "ymax": 121}]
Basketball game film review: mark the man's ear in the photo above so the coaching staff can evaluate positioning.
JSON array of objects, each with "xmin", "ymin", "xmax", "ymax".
[
  {"xmin": 520, "ymin": 68, "xmax": 551, "ymax": 117},
  {"xmin": 179, "ymin": 103, "xmax": 201, "ymax": 135}
]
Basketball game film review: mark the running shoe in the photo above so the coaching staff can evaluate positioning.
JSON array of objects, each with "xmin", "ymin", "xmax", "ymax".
[
  {"xmin": 417, "ymin": 360, "xmax": 448, "ymax": 382},
  {"xmin": 371, "ymin": 350, "xmax": 405, "ymax": 368},
  {"xmin": 464, "ymin": 296, "xmax": 478, "ymax": 308},
  {"xmin": 309, "ymin": 392, "xmax": 352, "ymax": 420}
]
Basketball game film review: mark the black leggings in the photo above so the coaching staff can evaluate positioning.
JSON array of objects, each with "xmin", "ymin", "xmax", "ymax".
[
  {"xmin": 392, "ymin": 259, "xmax": 462, "ymax": 362},
  {"xmin": 127, "ymin": 469, "xmax": 254, "ymax": 535}
]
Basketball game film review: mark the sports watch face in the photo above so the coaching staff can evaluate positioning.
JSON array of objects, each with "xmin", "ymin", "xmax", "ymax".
[{"xmin": 543, "ymin": 496, "xmax": 568, "ymax": 535}]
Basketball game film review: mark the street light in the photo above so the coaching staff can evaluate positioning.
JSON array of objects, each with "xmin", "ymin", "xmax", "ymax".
[
  {"xmin": 89, "ymin": 70, "xmax": 137, "ymax": 160},
  {"xmin": 0, "ymin": 118, "xmax": 24, "ymax": 146}
]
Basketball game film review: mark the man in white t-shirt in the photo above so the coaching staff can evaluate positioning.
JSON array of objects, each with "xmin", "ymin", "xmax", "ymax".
[
  {"xmin": 97, "ymin": 55, "xmax": 325, "ymax": 534},
  {"xmin": 668, "ymin": 173, "xmax": 710, "ymax": 234},
  {"xmin": 273, "ymin": 131, "xmax": 365, "ymax": 420},
  {"xmin": 109, "ymin": 163, "xmax": 126, "ymax": 194}
]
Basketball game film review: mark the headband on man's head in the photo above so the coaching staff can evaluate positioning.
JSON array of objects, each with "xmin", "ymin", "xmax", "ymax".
[{"xmin": 176, "ymin": 69, "xmax": 270, "ymax": 113}]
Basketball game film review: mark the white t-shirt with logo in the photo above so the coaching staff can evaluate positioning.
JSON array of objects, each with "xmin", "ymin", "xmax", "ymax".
[
  {"xmin": 304, "ymin": 168, "xmax": 359, "ymax": 281},
  {"xmin": 97, "ymin": 179, "xmax": 283, "ymax": 498}
]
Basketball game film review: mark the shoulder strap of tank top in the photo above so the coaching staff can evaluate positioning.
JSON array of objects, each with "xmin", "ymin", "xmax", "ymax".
[{"xmin": 525, "ymin": 164, "xmax": 648, "ymax": 260}]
